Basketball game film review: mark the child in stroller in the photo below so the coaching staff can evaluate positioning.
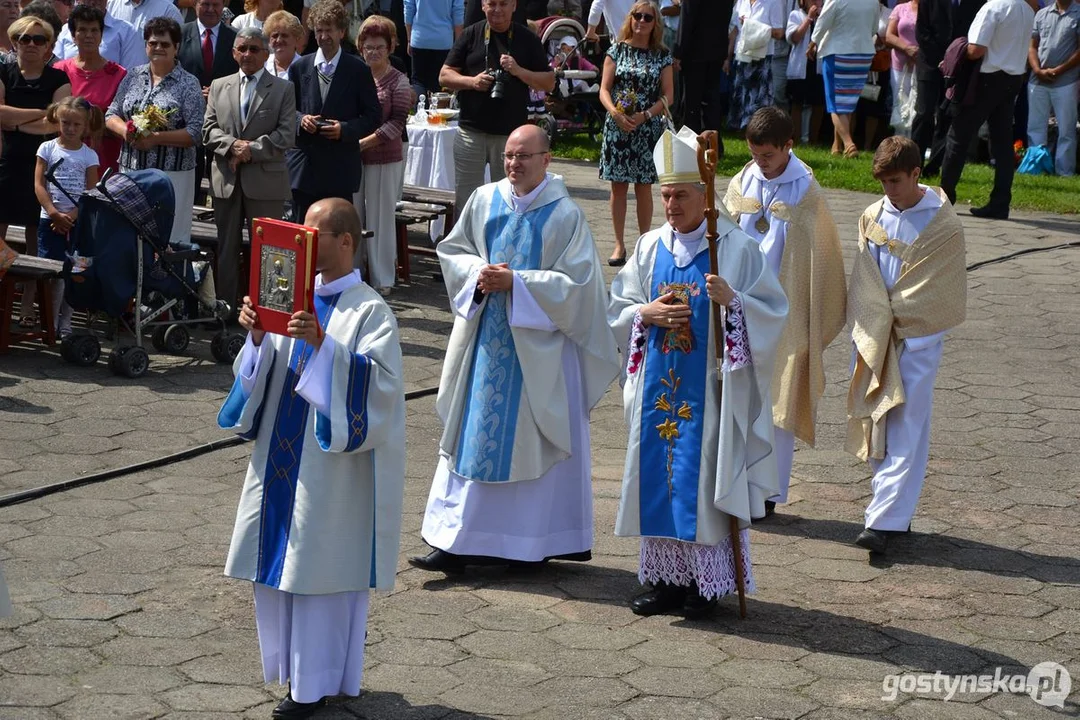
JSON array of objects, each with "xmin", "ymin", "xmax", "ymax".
[
  {"xmin": 530, "ymin": 16, "xmax": 605, "ymax": 140},
  {"xmin": 57, "ymin": 166, "xmax": 242, "ymax": 377}
]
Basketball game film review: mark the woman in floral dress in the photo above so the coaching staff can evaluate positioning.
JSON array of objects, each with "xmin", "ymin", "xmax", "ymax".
[{"xmin": 598, "ymin": 0, "xmax": 673, "ymax": 266}]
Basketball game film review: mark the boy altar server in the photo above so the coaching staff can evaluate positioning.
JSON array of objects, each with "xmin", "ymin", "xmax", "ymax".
[
  {"xmin": 410, "ymin": 125, "xmax": 620, "ymax": 573},
  {"xmin": 723, "ymin": 106, "xmax": 847, "ymax": 516},
  {"xmin": 849, "ymin": 136, "xmax": 966, "ymax": 555},
  {"xmin": 218, "ymin": 199, "xmax": 406, "ymax": 719},
  {"xmin": 608, "ymin": 126, "xmax": 788, "ymax": 618}
]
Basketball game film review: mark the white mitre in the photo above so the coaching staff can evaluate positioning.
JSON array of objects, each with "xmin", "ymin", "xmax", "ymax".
[{"xmin": 653, "ymin": 126, "xmax": 706, "ymax": 186}]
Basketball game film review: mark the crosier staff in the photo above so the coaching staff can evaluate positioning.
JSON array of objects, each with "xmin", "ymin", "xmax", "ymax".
[{"xmin": 696, "ymin": 130, "xmax": 748, "ymax": 619}]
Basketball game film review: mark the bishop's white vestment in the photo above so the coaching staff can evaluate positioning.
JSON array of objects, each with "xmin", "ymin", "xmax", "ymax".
[
  {"xmin": 421, "ymin": 174, "xmax": 620, "ymax": 561},
  {"xmin": 218, "ymin": 270, "xmax": 406, "ymax": 703},
  {"xmin": 608, "ymin": 218, "xmax": 788, "ymax": 599}
]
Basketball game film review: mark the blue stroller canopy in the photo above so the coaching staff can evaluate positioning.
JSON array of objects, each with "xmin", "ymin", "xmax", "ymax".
[{"xmin": 85, "ymin": 168, "xmax": 176, "ymax": 244}]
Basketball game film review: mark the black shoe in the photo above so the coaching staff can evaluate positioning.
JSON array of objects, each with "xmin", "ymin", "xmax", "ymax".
[
  {"xmin": 408, "ymin": 548, "xmax": 466, "ymax": 574},
  {"xmin": 969, "ymin": 205, "xmax": 1009, "ymax": 220},
  {"xmin": 608, "ymin": 255, "xmax": 627, "ymax": 267},
  {"xmin": 854, "ymin": 528, "xmax": 889, "ymax": 554},
  {"xmin": 547, "ymin": 550, "xmax": 592, "ymax": 562},
  {"xmin": 272, "ymin": 694, "xmax": 324, "ymax": 719},
  {"xmin": 682, "ymin": 585, "xmax": 717, "ymax": 619},
  {"xmin": 629, "ymin": 583, "xmax": 688, "ymax": 616}
]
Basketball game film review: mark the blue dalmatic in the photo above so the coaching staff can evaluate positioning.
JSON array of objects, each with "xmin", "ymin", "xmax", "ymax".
[
  {"xmin": 453, "ymin": 189, "xmax": 559, "ymax": 482},
  {"xmin": 218, "ymin": 293, "xmax": 340, "ymax": 588},
  {"xmin": 638, "ymin": 242, "xmax": 712, "ymax": 540}
]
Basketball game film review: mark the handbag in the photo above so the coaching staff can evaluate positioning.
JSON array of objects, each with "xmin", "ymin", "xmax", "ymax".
[
  {"xmin": 860, "ymin": 72, "xmax": 883, "ymax": 102},
  {"xmin": 870, "ymin": 49, "xmax": 891, "ymax": 73}
]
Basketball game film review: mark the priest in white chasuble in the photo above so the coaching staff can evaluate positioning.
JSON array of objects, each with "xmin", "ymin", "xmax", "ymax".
[
  {"xmin": 608, "ymin": 127, "xmax": 789, "ymax": 619},
  {"xmin": 410, "ymin": 124, "xmax": 620, "ymax": 573},
  {"xmin": 217, "ymin": 198, "xmax": 405, "ymax": 720}
]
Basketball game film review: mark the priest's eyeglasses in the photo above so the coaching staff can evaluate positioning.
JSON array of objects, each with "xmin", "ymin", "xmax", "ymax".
[{"xmin": 503, "ymin": 151, "xmax": 549, "ymax": 161}]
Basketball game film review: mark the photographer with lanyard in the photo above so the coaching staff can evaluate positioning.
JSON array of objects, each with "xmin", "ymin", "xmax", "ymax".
[{"xmin": 438, "ymin": 0, "xmax": 552, "ymax": 213}]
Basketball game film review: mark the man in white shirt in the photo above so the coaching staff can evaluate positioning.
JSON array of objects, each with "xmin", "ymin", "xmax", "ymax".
[
  {"xmin": 584, "ymin": 0, "xmax": 635, "ymax": 40},
  {"xmin": 939, "ymin": 0, "xmax": 1035, "ymax": 219},
  {"xmin": 107, "ymin": 0, "xmax": 183, "ymax": 44},
  {"xmin": 55, "ymin": 0, "xmax": 144, "ymax": 68}
]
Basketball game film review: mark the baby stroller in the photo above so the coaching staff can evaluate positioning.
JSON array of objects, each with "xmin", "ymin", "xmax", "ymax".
[
  {"xmin": 535, "ymin": 16, "xmax": 605, "ymax": 142},
  {"xmin": 54, "ymin": 165, "xmax": 244, "ymax": 378}
]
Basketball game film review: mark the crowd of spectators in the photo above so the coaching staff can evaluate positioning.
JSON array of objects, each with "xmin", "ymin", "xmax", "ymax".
[{"xmin": 0, "ymin": 0, "xmax": 1076, "ymax": 334}]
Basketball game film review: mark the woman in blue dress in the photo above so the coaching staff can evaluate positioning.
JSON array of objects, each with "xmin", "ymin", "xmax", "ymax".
[{"xmin": 598, "ymin": 1, "xmax": 673, "ymax": 266}]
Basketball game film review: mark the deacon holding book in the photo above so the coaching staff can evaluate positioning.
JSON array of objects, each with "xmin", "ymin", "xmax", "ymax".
[
  {"xmin": 608, "ymin": 126, "xmax": 788, "ymax": 618},
  {"xmin": 217, "ymin": 198, "xmax": 406, "ymax": 719},
  {"xmin": 410, "ymin": 124, "xmax": 620, "ymax": 573}
]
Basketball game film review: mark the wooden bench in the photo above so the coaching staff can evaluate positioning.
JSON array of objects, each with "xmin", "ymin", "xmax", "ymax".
[
  {"xmin": 0, "ymin": 255, "xmax": 64, "ymax": 353},
  {"xmin": 401, "ymin": 185, "xmax": 456, "ymax": 237},
  {"xmin": 394, "ymin": 202, "xmax": 448, "ymax": 283}
]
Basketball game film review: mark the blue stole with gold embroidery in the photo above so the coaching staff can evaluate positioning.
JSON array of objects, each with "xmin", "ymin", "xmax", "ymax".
[
  {"xmin": 254, "ymin": 292, "xmax": 339, "ymax": 587},
  {"xmin": 638, "ymin": 241, "xmax": 711, "ymax": 540},
  {"xmin": 453, "ymin": 188, "xmax": 558, "ymax": 483}
]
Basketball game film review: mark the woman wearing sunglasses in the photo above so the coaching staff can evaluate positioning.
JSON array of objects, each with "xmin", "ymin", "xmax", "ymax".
[
  {"xmin": 598, "ymin": 1, "xmax": 673, "ymax": 266},
  {"xmin": 0, "ymin": 16, "xmax": 71, "ymax": 325}
]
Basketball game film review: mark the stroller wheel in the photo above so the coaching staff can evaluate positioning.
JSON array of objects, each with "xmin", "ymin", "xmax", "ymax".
[
  {"xmin": 163, "ymin": 324, "xmax": 190, "ymax": 354},
  {"xmin": 114, "ymin": 346, "xmax": 150, "ymax": 379},
  {"xmin": 151, "ymin": 326, "xmax": 168, "ymax": 352},
  {"xmin": 70, "ymin": 335, "xmax": 101, "ymax": 367},
  {"xmin": 211, "ymin": 331, "xmax": 245, "ymax": 364},
  {"xmin": 60, "ymin": 334, "xmax": 79, "ymax": 363}
]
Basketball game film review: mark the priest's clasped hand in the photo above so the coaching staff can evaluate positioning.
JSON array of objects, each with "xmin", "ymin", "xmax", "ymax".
[
  {"xmin": 238, "ymin": 296, "xmax": 265, "ymax": 347},
  {"xmin": 705, "ymin": 274, "xmax": 736, "ymax": 308},
  {"xmin": 288, "ymin": 310, "xmax": 324, "ymax": 349},
  {"xmin": 477, "ymin": 263, "xmax": 513, "ymax": 294},
  {"xmin": 640, "ymin": 292, "xmax": 692, "ymax": 328}
]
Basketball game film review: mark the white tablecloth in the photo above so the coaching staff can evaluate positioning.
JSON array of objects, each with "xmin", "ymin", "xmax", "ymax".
[{"xmin": 405, "ymin": 122, "xmax": 459, "ymax": 241}]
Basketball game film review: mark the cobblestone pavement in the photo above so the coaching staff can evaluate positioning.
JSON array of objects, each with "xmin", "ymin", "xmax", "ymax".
[{"xmin": 1, "ymin": 160, "xmax": 1078, "ymax": 719}]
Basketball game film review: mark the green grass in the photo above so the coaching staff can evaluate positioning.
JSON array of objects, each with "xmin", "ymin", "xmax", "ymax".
[{"xmin": 552, "ymin": 133, "xmax": 1080, "ymax": 215}]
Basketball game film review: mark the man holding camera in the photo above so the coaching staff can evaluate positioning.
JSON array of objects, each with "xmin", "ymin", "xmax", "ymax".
[{"xmin": 439, "ymin": 0, "xmax": 554, "ymax": 213}]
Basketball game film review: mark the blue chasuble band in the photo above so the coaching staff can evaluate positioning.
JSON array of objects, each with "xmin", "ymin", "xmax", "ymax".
[
  {"xmin": 453, "ymin": 189, "xmax": 558, "ymax": 483},
  {"xmin": 638, "ymin": 242, "xmax": 711, "ymax": 540},
  {"xmin": 255, "ymin": 293, "xmax": 340, "ymax": 588}
]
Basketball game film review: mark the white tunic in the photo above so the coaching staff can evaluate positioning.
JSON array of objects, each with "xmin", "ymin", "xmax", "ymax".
[
  {"xmin": 737, "ymin": 153, "xmax": 812, "ymax": 504},
  {"xmin": 861, "ymin": 187, "xmax": 945, "ymax": 531},
  {"xmin": 423, "ymin": 174, "xmax": 620, "ymax": 560}
]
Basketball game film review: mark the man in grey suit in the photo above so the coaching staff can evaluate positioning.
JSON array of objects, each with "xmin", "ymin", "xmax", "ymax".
[{"xmin": 203, "ymin": 26, "xmax": 296, "ymax": 317}]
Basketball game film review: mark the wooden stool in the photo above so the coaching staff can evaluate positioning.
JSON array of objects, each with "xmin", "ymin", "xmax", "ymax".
[{"xmin": 0, "ymin": 260, "xmax": 61, "ymax": 353}]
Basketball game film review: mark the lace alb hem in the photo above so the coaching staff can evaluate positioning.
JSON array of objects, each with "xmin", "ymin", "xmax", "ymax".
[
  {"xmin": 638, "ymin": 532, "xmax": 756, "ymax": 600},
  {"xmin": 627, "ymin": 310, "xmax": 647, "ymax": 375}
]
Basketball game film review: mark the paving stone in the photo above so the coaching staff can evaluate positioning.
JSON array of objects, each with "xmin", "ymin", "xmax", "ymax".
[
  {"xmin": 445, "ymin": 657, "xmax": 549, "ymax": 687},
  {"xmin": 36, "ymin": 595, "xmax": 140, "ymax": 621},
  {"xmin": 61, "ymin": 573, "xmax": 158, "ymax": 596},
  {"xmin": 465, "ymin": 606, "xmax": 561, "ymax": 633},
  {"xmin": 98, "ymin": 636, "xmax": 209, "ymax": 666},
  {"xmin": 53, "ymin": 693, "xmax": 167, "ymax": 719},
  {"xmin": 708, "ymin": 686, "xmax": 820, "ymax": 719},
  {"xmin": 0, "ymin": 674, "xmax": 78, "ymax": 707},
  {"xmin": 626, "ymin": 639, "xmax": 728, "ymax": 668},
  {"xmin": 363, "ymin": 664, "xmax": 462, "ymax": 697},
  {"xmin": 436, "ymin": 682, "xmax": 551, "ymax": 716},
  {"xmin": 14, "ymin": 619, "xmax": 119, "ymax": 648},
  {"xmin": 0, "ymin": 646, "xmax": 102, "ymax": 676},
  {"xmin": 367, "ymin": 638, "xmax": 467, "ymax": 667},
  {"xmin": 159, "ymin": 684, "xmax": 270, "ymax": 712},
  {"xmin": 711, "ymin": 658, "xmax": 818, "ymax": 689},
  {"xmin": 75, "ymin": 665, "xmax": 187, "ymax": 694}
]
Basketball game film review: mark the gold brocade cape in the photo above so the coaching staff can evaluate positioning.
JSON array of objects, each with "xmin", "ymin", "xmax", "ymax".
[
  {"xmin": 724, "ymin": 164, "xmax": 847, "ymax": 446},
  {"xmin": 846, "ymin": 188, "xmax": 967, "ymax": 461}
]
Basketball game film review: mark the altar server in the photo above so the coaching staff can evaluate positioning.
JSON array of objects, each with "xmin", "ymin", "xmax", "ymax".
[
  {"xmin": 410, "ymin": 124, "xmax": 620, "ymax": 573},
  {"xmin": 849, "ymin": 136, "xmax": 966, "ymax": 555},
  {"xmin": 608, "ymin": 126, "xmax": 788, "ymax": 618},
  {"xmin": 724, "ymin": 106, "xmax": 846, "ymax": 515},
  {"xmin": 218, "ymin": 198, "xmax": 406, "ymax": 719}
]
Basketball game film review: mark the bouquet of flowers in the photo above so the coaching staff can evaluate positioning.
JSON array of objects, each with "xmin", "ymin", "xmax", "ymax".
[
  {"xmin": 126, "ymin": 104, "xmax": 174, "ymax": 141},
  {"xmin": 613, "ymin": 89, "xmax": 642, "ymax": 115}
]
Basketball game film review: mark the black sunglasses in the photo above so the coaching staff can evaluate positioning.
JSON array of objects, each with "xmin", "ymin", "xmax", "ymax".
[
  {"xmin": 17, "ymin": 33, "xmax": 49, "ymax": 46},
  {"xmin": 631, "ymin": 11, "xmax": 655, "ymax": 21}
]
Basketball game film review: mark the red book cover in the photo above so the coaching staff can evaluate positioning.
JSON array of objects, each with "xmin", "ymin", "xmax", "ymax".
[{"xmin": 249, "ymin": 218, "xmax": 318, "ymax": 336}]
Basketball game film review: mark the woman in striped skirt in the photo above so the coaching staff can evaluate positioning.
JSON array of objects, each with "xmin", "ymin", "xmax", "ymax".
[{"xmin": 808, "ymin": 0, "xmax": 879, "ymax": 157}]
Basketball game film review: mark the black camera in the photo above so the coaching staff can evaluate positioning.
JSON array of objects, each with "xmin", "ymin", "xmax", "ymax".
[{"xmin": 487, "ymin": 69, "xmax": 507, "ymax": 100}]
